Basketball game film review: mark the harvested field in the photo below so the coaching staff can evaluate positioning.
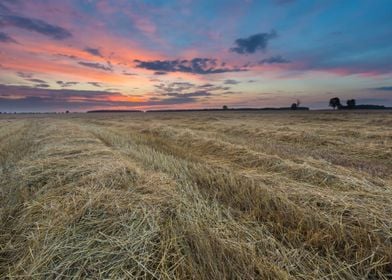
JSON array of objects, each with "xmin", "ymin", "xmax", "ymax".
[{"xmin": 0, "ymin": 111, "xmax": 391, "ymax": 279}]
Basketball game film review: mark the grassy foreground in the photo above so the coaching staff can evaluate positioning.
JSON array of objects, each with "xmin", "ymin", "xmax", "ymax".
[{"xmin": 0, "ymin": 111, "xmax": 391, "ymax": 279}]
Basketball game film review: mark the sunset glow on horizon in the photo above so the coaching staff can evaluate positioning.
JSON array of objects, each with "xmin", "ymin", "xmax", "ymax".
[{"xmin": 0, "ymin": 0, "xmax": 391, "ymax": 112}]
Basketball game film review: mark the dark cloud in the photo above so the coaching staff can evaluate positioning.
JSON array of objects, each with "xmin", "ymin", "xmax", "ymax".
[
  {"xmin": 198, "ymin": 83, "xmax": 214, "ymax": 88},
  {"xmin": 105, "ymin": 88, "xmax": 120, "ymax": 92},
  {"xmin": 371, "ymin": 86, "xmax": 392, "ymax": 91},
  {"xmin": 153, "ymin": 81, "xmax": 231, "ymax": 104},
  {"xmin": 259, "ymin": 55, "xmax": 290, "ymax": 64},
  {"xmin": 78, "ymin": 61, "xmax": 112, "ymax": 71},
  {"xmin": 17, "ymin": 72, "xmax": 33, "ymax": 78},
  {"xmin": 57, "ymin": 81, "xmax": 79, "ymax": 87},
  {"xmin": 24, "ymin": 78, "xmax": 50, "ymax": 88},
  {"xmin": 155, "ymin": 82, "xmax": 195, "ymax": 93},
  {"xmin": 84, "ymin": 47, "xmax": 102, "ymax": 57},
  {"xmin": 88, "ymin": 82, "xmax": 102, "ymax": 87},
  {"xmin": 135, "ymin": 58, "xmax": 246, "ymax": 74},
  {"xmin": 0, "ymin": 31, "xmax": 16, "ymax": 43},
  {"xmin": 155, "ymin": 81, "xmax": 230, "ymax": 94},
  {"xmin": 16, "ymin": 74, "xmax": 50, "ymax": 88},
  {"xmin": 222, "ymin": 91, "xmax": 236, "ymax": 95},
  {"xmin": 154, "ymin": 71, "xmax": 167, "ymax": 75},
  {"xmin": 35, "ymin": 83, "xmax": 50, "ymax": 88},
  {"xmin": 0, "ymin": 84, "xmax": 113, "ymax": 100},
  {"xmin": 0, "ymin": 15, "xmax": 72, "ymax": 40},
  {"xmin": 56, "ymin": 53, "xmax": 78, "ymax": 60},
  {"xmin": 230, "ymin": 31, "xmax": 277, "ymax": 54},
  {"xmin": 148, "ymin": 90, "xmax": 213, "ymax": 106},
  {"xmin": 224, "ymin": 79, "xmax": 240, "ymax": 85},
  {"xmin": 197, "ymin": 83, "xmax": 231, "ymax": 91},
  {"xmin": 27, "ymin": 78, "xmax": 46, "ymax": 84}
]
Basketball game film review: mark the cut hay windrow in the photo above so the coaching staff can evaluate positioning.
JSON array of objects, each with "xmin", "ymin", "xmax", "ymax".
[{"xmin": 1, "ymin": 111, "xmax": 391, "ymax": 279}]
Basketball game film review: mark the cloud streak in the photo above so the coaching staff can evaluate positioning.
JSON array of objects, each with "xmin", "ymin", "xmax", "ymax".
[
  {"xmin": 153, "ymin": 81, "xmax": 232, "ymax": 104},
  {"xmin": 371, "ymin": 86, "xmax": 392, "ymax": 91},
  {"xmin": 0, "ymin": 15, "xmax": 72, "ymax": 40},
  {"xmin": 224, "ymin": 79, "xmax": 240, "ymax": 85},
  {"xmin": 259, "ymin": 55, "xmax": 290, "ymax": 64},
  {"xmin": 0, "ymin": 84, "xmax": 204, "ymax": 111},
  {"xmin": 78, "ymin": 62, "xmax": 112, "ymax": 71},
  {"xmin": 57, "ymin": 81, "xmax": 79, "ymax": 87},
  {"xmin": 135, "ymin": 58, "xmax": 246, "ymax": 75},
  {"xmin": 0, "ymin": 31, "xmax": 16, "ymax": 43},
  {"xmin": 84, "ymin": 47, "xmax": 102, "ymax": 57}
]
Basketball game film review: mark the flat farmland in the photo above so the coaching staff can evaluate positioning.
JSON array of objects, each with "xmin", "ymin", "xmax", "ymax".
[{"xmin": 0, "ymin": 111, "xmax": 391, "ymax": 279}]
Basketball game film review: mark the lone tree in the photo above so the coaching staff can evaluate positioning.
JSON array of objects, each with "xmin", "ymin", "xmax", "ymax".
[
  {"xmin": 291, "ymin": 99, "xmax": 300, "ymax": 110},
  {"xmin": 346, "ymin": 99, "xmax": 356, "ymax": 109},
  {"xmin": 222, "ymin": 105, "xmax": 228, "ymax": 110},
  {"xmin": 329, "ymin": 97, "xmax": 342, "ymax": 110}
]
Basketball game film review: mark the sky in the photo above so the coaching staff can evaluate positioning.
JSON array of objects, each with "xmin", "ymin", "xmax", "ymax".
[{"xmin": 0, "ymin": 0, "xmax": 391, "ymax": 112}]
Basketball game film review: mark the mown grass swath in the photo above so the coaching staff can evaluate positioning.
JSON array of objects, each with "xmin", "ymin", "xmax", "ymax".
[{"xmin": 0, "ymin": 111, "xmax": 391, "ymax": 279}]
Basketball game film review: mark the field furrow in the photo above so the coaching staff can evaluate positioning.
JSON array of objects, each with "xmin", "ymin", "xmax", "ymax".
[
  {"xmin": 79, "ymin": 118, "xmax": 392, "ymax": 278},
  {"xmin": 1, "ymin": 112, "xmax": 391, "ymax": 279}
]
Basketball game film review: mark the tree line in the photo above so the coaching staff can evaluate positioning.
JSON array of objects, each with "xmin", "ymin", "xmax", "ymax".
[
  {"xmin": 329, "ymin": 97, "xmax": 356, "ymax": 109},
  {"xmin": 329, "ymin": 97, "xmax": 388, "ymax": 110}
]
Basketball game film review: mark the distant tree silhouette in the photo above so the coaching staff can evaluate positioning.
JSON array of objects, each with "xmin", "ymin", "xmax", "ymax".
[
  {"xmin": 329, "ymin": 97, "xmax": 342, "ymax": 110},
  {"xmin": 327, "ymin": 97, "xmax": 388, "ymax": 110},
  {"xmin": 290, "ymin": 99, "xmax": 301, "ymax": 110},
  {"xmin": 291, "ymin": 103, "xmax": 297, "ymax": 110},
  {"xmin": 346, "ymin": 99, "xmax": 356, "ymax": 109},
  {"xmin": 65, "ymin": 110, "xmax": 70, "ymax": 114},
  {"xmin": 222, "ymin": 105, "xmax": 228, "ymax": 110}
]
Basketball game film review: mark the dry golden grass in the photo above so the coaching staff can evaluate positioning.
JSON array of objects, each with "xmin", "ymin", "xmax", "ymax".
[{"xmin": 0, "ymin": 111, "xmax": 391, "ymax": 279}]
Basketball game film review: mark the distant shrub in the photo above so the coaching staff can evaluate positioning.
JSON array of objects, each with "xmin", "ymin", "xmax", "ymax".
[{"xmin": 346, "ymin": 99, "xmax": 356, "ymax": 109}]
